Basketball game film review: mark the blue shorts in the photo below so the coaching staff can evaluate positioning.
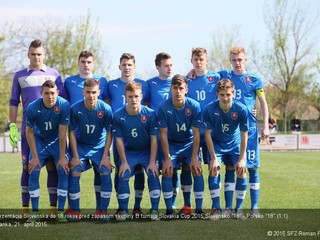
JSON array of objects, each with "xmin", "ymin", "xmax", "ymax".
[
  {"xmin": 69, "ymin": 142, "xmax": 108, "ymax": 172},
  {"xmin": 205, "ymin": 139, "xmax": 242, "ymax": 167},
  {"xmin": 246, "ymin": 125, "xmax": 260, "ymax": 168},
  {"xmin": 119, "ymin": 149, "xmax": 153, "ymax": 179},
  {"xmin": 168, "ymin": 141, "xmax": 200, "ymax": 169},
  {"xmin": 29, "ymin": 137, "xmax": 68, "ymax": 167},
  {"xmin": 206, "ymin": 152, "xmax": 240, "ymax": 167}
]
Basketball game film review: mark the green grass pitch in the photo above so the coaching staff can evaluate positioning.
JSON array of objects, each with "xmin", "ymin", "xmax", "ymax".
[{"xmin": 0, "ymin": 151, "xmax": 319, "ymax": 239}]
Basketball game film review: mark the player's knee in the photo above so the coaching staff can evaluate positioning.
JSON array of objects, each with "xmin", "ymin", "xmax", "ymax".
[
  {"xmin": 70, "ymin": 165, "xmax": 82, "ymax": 176},
  {"xmin": 191, "ymin": 168, "xmax": 202, "ymax": 177},
  {"xmin": 99, "ymin": 165, "xmax": 112, "ymax": 175},
  {"xmin": 57, "ymin": 166, "xmax": 67, "ymax": 176},
  {"xmin": 162, "ymin": 171, "xmax": 173, "ymax": 178},
  {"xmin": 237, "ymin": 172, "xmax": 246, "ymax": 178},
  {"xmin": 209, "ymin": 171, "xmax": 220, "ymax": 177}
]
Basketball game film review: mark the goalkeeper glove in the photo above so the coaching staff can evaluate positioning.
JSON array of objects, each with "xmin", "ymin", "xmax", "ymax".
[{"xmin": 9, "ymin": 123, "xmax": 20, "ymax": 148}]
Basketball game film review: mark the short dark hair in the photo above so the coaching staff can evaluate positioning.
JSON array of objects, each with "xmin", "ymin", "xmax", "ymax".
[
  {"xmin": 84, "ymin": 78, "xmax": 99, "ymax": 88},
  {"xmin": 171, "ymin": 74, "xmax": 188, "ymax": 87},
  {"xmin": 78, "ymin": 50, "xmax": 94, "ymax": 60},
  {"xmin": 155, "ymin": 52, "xmax": 171, "ymax": 67},
  {"xmin": 120, "ymin": 53, "xmax": 135, "ymax": 64},
  {"xmin": 41, "ymin": 80, "xmax": 56, "ymax": 90},
  {"xmin": 216, "ymin": 79, "xmax": 235, "ymax": 93},
  {"xmin": 29, "ymin": 39, "xmax": 43, "ymax": 50}
]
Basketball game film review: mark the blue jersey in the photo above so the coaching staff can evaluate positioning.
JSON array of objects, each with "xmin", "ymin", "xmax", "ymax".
[
  {"xmin": 147, "ymin": 76, "xmax": 171, "ymax": 112},
  {"xmin": 219, "ymin": 70, "xmax": 263, "ymax": 126},
  {"xmin": 26, "ymin": 96, "xmax": 70, "ymax": 141},
  {"xmin": 70, "ymin": 99, "xmax": 113, "ymax": 148},
  {"xmin": 104, "ymin": 78, "xmax": 149, "ymax": 112},
  {"xmin": 187, "ymin": 70, "xmax": 221, "ymax": 110},
  {"xmin": 64, "ymin": 74, "xmax": 108, "ymax": 105},
  {"xmin": 113, "ymin": 105, "xmax": 158, "ymax": 151},
  {"xmin": 158, "ymin": 97, "xmax": 202, "ymax": 144},
  {"xmin": 203, "ymin": 99, "xmax": 248, "ymax": 153}
]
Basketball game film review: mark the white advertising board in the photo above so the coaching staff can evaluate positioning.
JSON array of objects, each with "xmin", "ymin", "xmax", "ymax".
[
  {"xmin": 260, "ymin": 135, "xmax": 298, "ymax": 150},
  {"xmin": 298, "ymin": 134, "xmax": 320, "ymax": 150}
]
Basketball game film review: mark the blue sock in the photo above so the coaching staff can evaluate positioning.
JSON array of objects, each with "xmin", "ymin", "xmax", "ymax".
[
  {"xmin": 224, "ymin": 170, "xmax": 235, "ymax": 209},
  {"xmin": 134, "ymin": 172, "xmax": 144, "ymax": 210},
  {"xmin": 148, "ymin": 173, "xmax": 161, "ymax": 211},
  {"xmin": 93, "ymin": 166, "xmax": 101, "ymax": 210},
  {"xmin": 172, "ymin": 172, "xmax": 180, "ymax": 208},
  {"xmin": 193, "ymin": 175, "xmax": 204, "ymax": 213},
  {"xmin": 249, "ymin": 169, "xmax": 260, "ymax": 209},
  {"xmin": 118, "ymin": 178, "xmax": 130, "ymax": 212},
  {"xmin": 208, "ymin": 175, "xmax": 221, "ymax": 210},
  {"xmin": 100, "ymin": 173, "xmax": 112, "ymax": 212},
  {"xmin": 162, "ymin": 176, "xmax": 173, "ymax": 213},
  {"xmin": 29, "ymin": 168, "xmax": 41, "ymax": 211},
  {"xmin": 181, "ymin": 170, "xmax": 192, "ymax": 207},
  {"xmin": 57, "ymin": 167, "xmax": 68, "ymax": 211},
  {"xmin": 235, "ymin": 177, "xmax": 247, "ymax": 210},
  {"xmin": 69, "ymin": 175, "xmax": 80, "ymax": 212}
]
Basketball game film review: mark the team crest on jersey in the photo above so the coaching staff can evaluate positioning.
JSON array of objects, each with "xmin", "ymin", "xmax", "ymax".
[
  {"xmin": 231, "ymin": 112, "xmax": 238, "ymax": 119},
  {"xmin": 141, "ymin": 115, "xmax": 147, "ymax": 123},
  {"xmin": 185, "ymin": 108, "xmax": 192, "ymax": 116},
  {"xmin": 245, "ymin": 76, "xmax": 251, "ymax": 83},
  {"xmin": 97, "ymin": 111, "xmax": 104, "ymax": 118},
  {"xmin": 207, "ymin": 76, "xmax": 214, "ymax": 83},
  {"xmin": 54, "ymin": 106, "xmax": 60, "ymax": 114}
]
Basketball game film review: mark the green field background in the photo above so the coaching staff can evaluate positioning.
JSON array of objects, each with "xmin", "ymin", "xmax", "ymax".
[{"xmin": 0, "ymin": 152, "xmax": 319, "ymax": 240}]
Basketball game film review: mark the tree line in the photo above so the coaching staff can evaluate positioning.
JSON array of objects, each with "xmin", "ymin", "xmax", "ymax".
[{"xmin": 0, "ymin": 1, "xmax": 319, "ymax": 132}]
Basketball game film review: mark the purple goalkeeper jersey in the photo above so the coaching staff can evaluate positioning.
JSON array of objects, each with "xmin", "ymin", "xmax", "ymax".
[{"xmin": 9, "ymin": 65, "xmax": 65, "ymax": 134}]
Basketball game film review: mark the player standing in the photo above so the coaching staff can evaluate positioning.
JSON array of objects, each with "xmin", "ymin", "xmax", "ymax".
[
  {"xmin": 219, "ymin": 46, "xmax": 269, "ymax": 216},
  {"xmin": 147, "ymin": 52, "xmax": 181, "ymax": 209},
  {"xmin": 158, "ymin": 74, "xmax": 204, "ymax": 217},
  {"xmin": 9, "ymin": 39, "xmax": 65, "ymax": 214},
  {"xmin": 203, "ymin": 79, "xmax": 248, "ymax": 220},
  {"xmin": 179, "ymin": 47, "xmax": 221, "ymax": 215},
  {"xmin": 104, "ymin": 53, "xmax": 149, "ymax": 216},
  {"xmin": 26, "ymin": 80, "xmax": 69, "ymax": 222},
  {"xmin": 68, "ymin": 79, "xmax": 113, "ymax": 221},
  {"xmin": 64, "ymin": 50, "xmax": 108, "ymax": 214},
  {"xmin": 113, "ymin": 82, "xmax": 160, "ymax": 221}
]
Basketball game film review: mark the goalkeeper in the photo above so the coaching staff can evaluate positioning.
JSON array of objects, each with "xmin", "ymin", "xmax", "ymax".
[{"xmin": 9, "ymin": 39, "xmax": 66, "ymax": 213}]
